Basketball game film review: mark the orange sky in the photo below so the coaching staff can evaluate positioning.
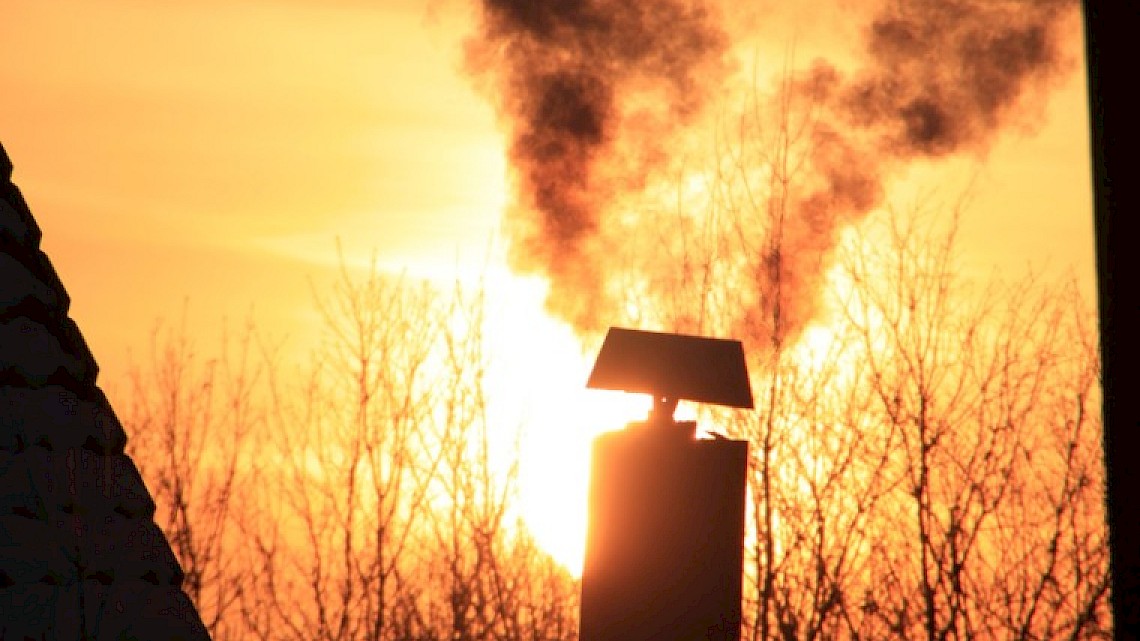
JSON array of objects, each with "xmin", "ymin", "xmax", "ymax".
[
  {"xmin": 1, "ymin": 0, "xmax": 509, "ymax": 373},
  {"xmin": 0, "ymin": 0, "xmax": 1096, "ymax": 570}
]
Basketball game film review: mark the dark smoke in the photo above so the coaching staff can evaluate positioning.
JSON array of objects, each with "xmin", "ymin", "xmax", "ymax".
[
  {"xmin": 742, "ymin": 0, "xmax": 1080, "ymax": 347},
  {"xmin": 840, "ymin": 0, "xmax": 1075, "ymax": 159},
  {"xmin": 466, "ymin": 0, "xmax": 1080, "ymax": 347},
  {"xmin": 466, "ymin": 0, "xmax": 733, "ymax": 331}
]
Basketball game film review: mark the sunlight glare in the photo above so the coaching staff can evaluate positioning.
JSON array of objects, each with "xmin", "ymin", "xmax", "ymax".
[{"xmin": 482, "ymin": 274, "xmax": 652, "ymax": 575}]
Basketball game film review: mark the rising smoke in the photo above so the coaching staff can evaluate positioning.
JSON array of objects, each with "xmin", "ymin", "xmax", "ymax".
[
  {"xmin": 466, "ymin": 0, "xmax": 1080, "ymax": 349},
  {"xmin": 465, "ymin": 0, "xmax": 733, "ymax": 330}
]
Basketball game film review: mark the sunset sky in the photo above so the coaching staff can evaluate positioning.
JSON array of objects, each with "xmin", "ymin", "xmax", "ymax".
[{"xmin": 0, "ymin": 0, "xmax": 1095, "ymax": 570}]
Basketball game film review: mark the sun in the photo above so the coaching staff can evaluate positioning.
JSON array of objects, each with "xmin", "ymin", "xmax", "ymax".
[
  {"xmin": 517, "ymin": 387, "xmax": 652, "ymax": 574},
  {"xmin": 480, "ymin": 274, "xmax": 654, "ymax": 574}
]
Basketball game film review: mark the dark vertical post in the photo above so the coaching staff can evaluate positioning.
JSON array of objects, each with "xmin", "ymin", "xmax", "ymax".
[{"xmin": 1084, "ymin": 4, "xmax": 1140, "ymax": 640}]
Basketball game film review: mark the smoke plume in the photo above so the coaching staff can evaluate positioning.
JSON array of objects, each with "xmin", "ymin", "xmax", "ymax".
[
  {"xmin": 466, "ymin": 0, "xmax": 1080, "ymax": 347},
  {"xmin": 837, "ymin": 0, "xmax": 1075, "ymax": 158},
  {"xmin": 466, "ymin": 0, "xmax": 733, "ymax": 331}
]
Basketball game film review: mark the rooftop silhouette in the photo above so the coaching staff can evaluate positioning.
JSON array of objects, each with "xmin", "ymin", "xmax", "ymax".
[{"xmin": 0, "ymin": 141, "xmax": 209, "ymax": 639}]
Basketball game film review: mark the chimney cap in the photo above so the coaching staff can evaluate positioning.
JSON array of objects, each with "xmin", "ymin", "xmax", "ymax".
[{"xmin": 586, "ymin": 327, "xmax": 754, "ymax": 413}]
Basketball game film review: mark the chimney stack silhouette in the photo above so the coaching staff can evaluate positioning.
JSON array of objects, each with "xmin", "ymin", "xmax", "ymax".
[{"xmin": 580, "ymin": 328, "xmax": 750, "ymax": 641}]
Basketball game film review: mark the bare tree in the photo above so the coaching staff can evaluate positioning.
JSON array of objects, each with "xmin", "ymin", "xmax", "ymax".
[
  {"xmin": 237, "ymin": 259, "xmax": 444, "ymax": 641},
  {"xmin": 121, "ymin": 312, "xmax": 263, "ymax": 640},
  {"xmin": 419, "ymin": 280, "xmax": 580, "ymax": 641},
  {"xmin": 230, "ymin": 257, "xmax": 580, "ymax": 641},
  {"xmin": 603, "ymin": 40, "xmax": 1110, "ymax": 637},
  {"xmin": 834, "ymin": 205, "xmax": 1109, "ymax": 641},
  {"xmin": 670, "ymin": 71, "xmax": 898, "ymax": 641}
]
